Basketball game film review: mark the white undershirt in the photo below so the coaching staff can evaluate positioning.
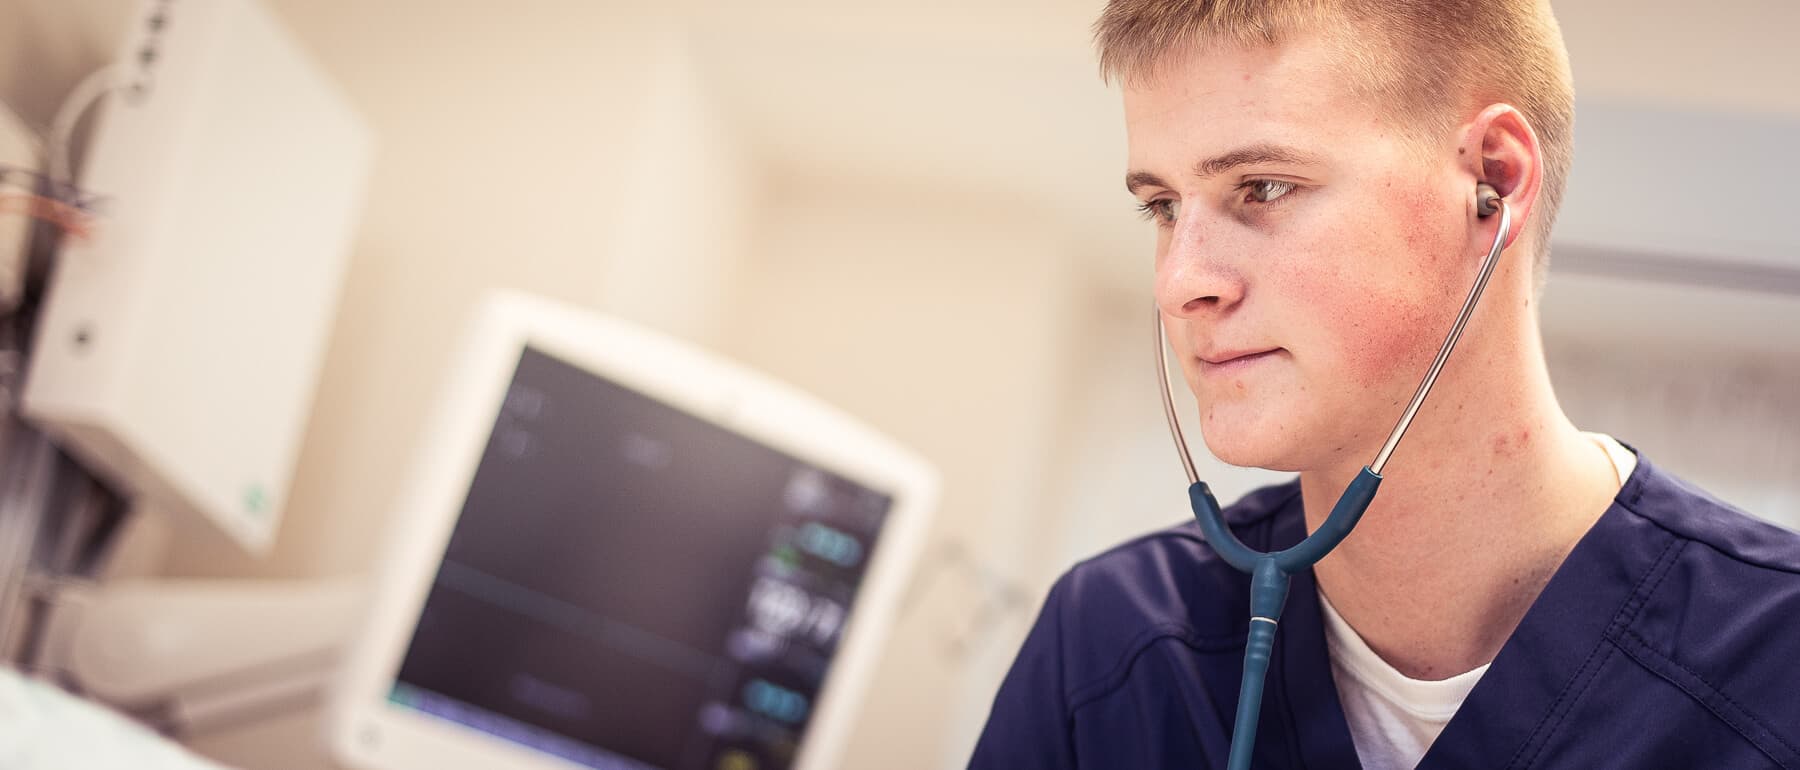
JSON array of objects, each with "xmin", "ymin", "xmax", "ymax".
[{"xmin": 1319, "ymin": 433, "xmax": 1636, "ymax": 770}]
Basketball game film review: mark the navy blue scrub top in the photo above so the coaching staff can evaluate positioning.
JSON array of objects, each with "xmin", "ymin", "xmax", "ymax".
[{"xmin": 970, "ymin": 454, "xmax": 1800, "ymax": 769}]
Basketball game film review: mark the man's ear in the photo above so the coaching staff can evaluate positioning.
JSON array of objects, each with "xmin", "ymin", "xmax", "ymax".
[{"xmin": 1461, "ymin": 104, "xmax": 1543, "ymax": 251}]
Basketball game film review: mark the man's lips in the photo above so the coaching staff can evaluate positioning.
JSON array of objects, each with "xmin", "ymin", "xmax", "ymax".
[
  {"xmin": 1198, "ymin": 348, "xmax": 1282, "ymax": 366},
  {"xmin": 1196, "ymin": 348, "xmax": 1283, "ymax": 375}
]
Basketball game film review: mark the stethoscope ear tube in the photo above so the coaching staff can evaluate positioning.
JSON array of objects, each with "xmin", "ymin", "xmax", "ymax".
[
  {"xmin": 1275, "ymin": 468, "xmax": 1381, "ymax": 571},
  {"xmin": 1187, "ymin": 482, "xmax": 1257, "ymax": 572},
  {"xmin": 1185, "ymin": 467, "xmax": 1381, "ymax": 575},
  {"xmin": 1155, "ymin": 195, "xmax": 1512, "ymax": 770}
]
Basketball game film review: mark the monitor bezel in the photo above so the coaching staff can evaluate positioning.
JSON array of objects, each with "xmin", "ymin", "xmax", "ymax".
[{"xmin": 326, "ymin": 290, "xmax": 938, "ymax": 770}]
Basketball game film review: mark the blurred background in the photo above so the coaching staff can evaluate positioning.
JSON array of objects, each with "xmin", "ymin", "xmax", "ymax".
[{"xmin": 0, "ymin": 1, "xmax": 1796, "ymax": 768}]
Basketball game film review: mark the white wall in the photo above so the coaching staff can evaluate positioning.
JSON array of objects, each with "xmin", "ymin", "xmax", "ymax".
[
  {"xmin": 1554, "ymin": 0, "xmax": 1800, "ymax": 119},
  {"xmin": 0, "ymin": 1, "xmax": 131, "ymax": 132}
]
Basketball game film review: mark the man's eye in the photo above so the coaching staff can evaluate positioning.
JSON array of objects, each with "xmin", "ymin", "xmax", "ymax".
[
  {"xmin": 1135, "ymin": 198, "xmax": 1180, "ymax": 225},
  {"xmin": 1244, "ymin": 179, "xmax": 1296, "ymax": 204}
]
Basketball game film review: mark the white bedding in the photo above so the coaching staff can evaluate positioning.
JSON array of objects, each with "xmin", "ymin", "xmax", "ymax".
[{"xmin": 0, "ymin": 666, "xmax": 232, "ymax": 770}]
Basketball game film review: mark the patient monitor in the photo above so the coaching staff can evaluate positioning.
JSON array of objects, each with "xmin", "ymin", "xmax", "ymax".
[{"xmin": 328, "ymin": 291, "xmax": 938, "ymax": 770}]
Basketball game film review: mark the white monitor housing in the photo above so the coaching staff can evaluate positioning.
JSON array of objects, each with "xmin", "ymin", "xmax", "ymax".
[
  {"xmin": 328, "ymin": 291, "xmax": 938, "ymax": 770},
  {"xmin": 21, "ymin": 0, "xmax": 372, "ymax": 550}
]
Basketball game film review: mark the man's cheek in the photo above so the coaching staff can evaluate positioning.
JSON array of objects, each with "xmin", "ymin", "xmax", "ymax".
[
  {"xmin": 1288, "ymin": 220, "xmax": 1455, "ymax": 392},
  {"xmin": 1320, "ymin": 283, "xmax": 1438, "ymax": 391}
]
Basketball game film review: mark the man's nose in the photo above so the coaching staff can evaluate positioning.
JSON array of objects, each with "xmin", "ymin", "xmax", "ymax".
[{"xmin": 1155, "ymin": 216, "xmax": 1247, "ymax": 319}]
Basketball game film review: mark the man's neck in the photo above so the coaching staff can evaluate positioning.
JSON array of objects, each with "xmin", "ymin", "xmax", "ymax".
[{"xmin": 1299, "ymin": 325, "xmax": 1621, "ymax": 681}]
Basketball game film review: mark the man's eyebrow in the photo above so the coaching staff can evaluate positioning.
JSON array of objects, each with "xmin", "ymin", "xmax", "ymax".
[
  {"xmin": 1125, "ymin": 171, "xmax": 1168, "ymax": 196},
  {"xmin": 1125, "ymin": 143, "xmax": 1324, "ymax": 196},
  {"xmin": 1194, "ymin": 143, "xmax": 1321, "ymax": 178}
]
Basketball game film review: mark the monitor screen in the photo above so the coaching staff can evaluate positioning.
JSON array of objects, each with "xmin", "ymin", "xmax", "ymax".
[{"xmin": 386, "ymin": 346, "xmax": 894, "ymax": 770}]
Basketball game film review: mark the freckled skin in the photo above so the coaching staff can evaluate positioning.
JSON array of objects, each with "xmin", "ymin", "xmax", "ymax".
[{"xmin": 1128, "ymin": 34, "xmax": 1477, "ymax": 471}]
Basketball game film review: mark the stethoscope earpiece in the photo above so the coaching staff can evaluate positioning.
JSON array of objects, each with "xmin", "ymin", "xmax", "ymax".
[{"xmin": 1476, "ymin": 183, "xmax": 1502, "ymax": 217}]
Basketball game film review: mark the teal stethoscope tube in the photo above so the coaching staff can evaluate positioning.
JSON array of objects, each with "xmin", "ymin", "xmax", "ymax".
[{"xmin": 1154, "ymin": 189, "xmax": 1512, "ymax": 770}]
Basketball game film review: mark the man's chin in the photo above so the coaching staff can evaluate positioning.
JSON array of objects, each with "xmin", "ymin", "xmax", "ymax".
[{"xmin": 1198, "ymin": 431, "xmax": 1306, "ymax": 472}]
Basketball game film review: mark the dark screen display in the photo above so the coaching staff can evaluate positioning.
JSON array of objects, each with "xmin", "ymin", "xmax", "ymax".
[{"xmin": 391, "ymin": 346, "xmax": 894, "ymax": 770}]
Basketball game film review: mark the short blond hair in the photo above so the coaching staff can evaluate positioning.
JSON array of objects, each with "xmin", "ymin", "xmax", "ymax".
[{"xmin": 1095, "ymin": 0, "xmax": 1574, "ymax": 277}]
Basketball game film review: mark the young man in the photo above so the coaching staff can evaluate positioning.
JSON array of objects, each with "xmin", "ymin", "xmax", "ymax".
[{"xmin": 971, "ymin": 2, "xmax": 1800, "ymax": 768}]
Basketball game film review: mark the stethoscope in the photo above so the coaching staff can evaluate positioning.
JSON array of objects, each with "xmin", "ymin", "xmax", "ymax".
[{"xmin": 1153, "ymin": 184, "xmax": 1513, "ymax": 770}]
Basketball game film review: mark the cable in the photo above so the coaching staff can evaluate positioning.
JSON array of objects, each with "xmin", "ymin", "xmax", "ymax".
[
  {"xmin": 0, "ymin": 193, "xmax": 94, "ymax": 240},
  {"xmin": 0, "ymin": 102, "xmax": 45, "ymax": 319},
  {"xmin": 47, "ymin": 66, "xmax": 121, "ymax": 191}
]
